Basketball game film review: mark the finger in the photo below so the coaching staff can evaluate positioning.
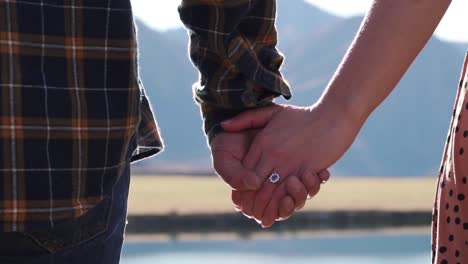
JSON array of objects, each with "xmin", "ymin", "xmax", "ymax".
[
  {"xmin": 251, "ymin": 168, "xmax": 291, "ymax": 221},
  {"xmin": 213, "ymin": 152, "xmax": 260, "ymax": 191},
  {"xmin": 232, "ymin": 190, "xmax": 245, "ymax": 210},
  {"xmin": 278, "ymin": 196, "xmax": 295, "ymax": 221},
  {"xmin": 252, "ymin": 184, "xmax": 277, "ymax": 221},
  {"xmin": 307, "ymin": 180, "xmax": 321, "ymax": 199},
  {"xmin": 300, "ymin": 170, "xmax": 319, "ymax": 194},
  {"xmin": 254, "ymin": 155, "xmax": 278, "ymax": 184},
  {"xmin": 285, "ymin": 176, "xmax": 308, "ymax": 210},
  {"xmin": 260, "ymin": 184, "xmax": 289, "ymax": 228},
  {"xmin": 221, "ymin": 106, "xmax": 281, "ymax": 132},
  {"xmin": 318, "ymin": 170, "xmax": 331, "ymax": 183},
  {"xmin": 241, "ymin": 191, "xmax": 256, "ymax": 218},
  {"xmin": 242, "ymin": 140, "xmax": 262, "ymax": 170}
]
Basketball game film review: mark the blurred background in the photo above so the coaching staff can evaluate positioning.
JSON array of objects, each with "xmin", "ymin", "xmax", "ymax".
[{"xmin": 121, "ymin": 0, "xmax": 468, "ymax": 263}]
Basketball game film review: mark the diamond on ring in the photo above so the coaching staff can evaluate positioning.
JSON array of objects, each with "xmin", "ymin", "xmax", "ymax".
[{"xmin": 269, "ymin": 173, "xmax": 280, "ymax": 184}]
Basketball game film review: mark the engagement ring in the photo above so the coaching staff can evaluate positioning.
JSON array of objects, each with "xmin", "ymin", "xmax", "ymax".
[{"xmin": 269, "ymin": 173, "xmax": 281, "ymax": 184}]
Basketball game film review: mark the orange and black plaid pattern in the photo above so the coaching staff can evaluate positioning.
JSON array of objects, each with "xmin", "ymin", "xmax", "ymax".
[
  {"xmin": 0, "ymin": 0, "xmax": 162, "ymax": 232},
  {"xmin": 178, "ymin": 0, "xmax": 291, "ymax": 141}
]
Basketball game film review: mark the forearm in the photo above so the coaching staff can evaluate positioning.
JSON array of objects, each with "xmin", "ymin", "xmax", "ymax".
[{"xmin": 320, "ymin": 0, "xmax": 451, "ymax": 123}]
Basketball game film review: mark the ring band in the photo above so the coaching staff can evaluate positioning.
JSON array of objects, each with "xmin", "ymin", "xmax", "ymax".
[{"xmin": 269, "ymin": 173, "xmax": 280, "ymax": 184}]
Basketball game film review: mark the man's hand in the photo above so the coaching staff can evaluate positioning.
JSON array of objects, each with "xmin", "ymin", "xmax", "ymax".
[
  {"xmin": 210, "ymin": 131, "xmax": 260, "ymax": 191},
  {"xmin": 210, "ymin": 131, "xmax": 302, "ymax": 222}
]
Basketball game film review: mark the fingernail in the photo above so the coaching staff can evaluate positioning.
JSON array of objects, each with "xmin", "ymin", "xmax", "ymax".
[{"xmin": 319, "ymin": 170, "xmax": 331, "ymax": 182}]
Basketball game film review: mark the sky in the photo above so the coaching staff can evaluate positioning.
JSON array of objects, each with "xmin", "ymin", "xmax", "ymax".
[{"xmin": 130, "ymin": 0, "xmax": 468, "ymax": 43}]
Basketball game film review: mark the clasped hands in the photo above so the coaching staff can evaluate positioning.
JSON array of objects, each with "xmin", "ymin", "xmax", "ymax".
[{"xmin": 210, "ymin": 103, "xmax": 360, "ymax": 228}]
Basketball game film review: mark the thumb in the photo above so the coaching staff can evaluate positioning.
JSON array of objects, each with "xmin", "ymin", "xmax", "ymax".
[
  {"xmin": 213, "ymin": 151, "xmax": 260, "ymax": 191},
  {"xmin": 221, "ymin": 106, "xmax": 280, "ymax": 132}
]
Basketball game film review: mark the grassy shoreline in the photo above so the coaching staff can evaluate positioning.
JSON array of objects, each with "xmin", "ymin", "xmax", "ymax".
[{"xmin": 128, "ymin": 175, "xmax": 436, "ymax": 215}]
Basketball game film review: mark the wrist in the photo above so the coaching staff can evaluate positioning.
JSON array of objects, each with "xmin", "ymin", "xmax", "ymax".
[{"xmin": 316, "ymin": 86, "xmax": 371, "ymax": 128}]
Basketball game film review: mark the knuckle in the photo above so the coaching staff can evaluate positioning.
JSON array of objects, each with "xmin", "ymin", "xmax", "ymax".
[
  {"xmin": 308, "ymin": 184, "xmax": 321, "ymax": 197},
  {"xmin": 286, "ymin": 177, "xmax": 303, "ymax": 196},
  {"xmin": 230, "ymin": 181, "xmax": 244, "ymax": 191}
]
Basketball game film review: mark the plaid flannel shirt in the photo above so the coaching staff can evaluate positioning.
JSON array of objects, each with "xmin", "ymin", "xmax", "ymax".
[
  {"xmin": 0, "ymin": 0, "xmax": 290, "ymax": 232},
  {"xmin": 178, "ymin": 0, "xmax": 291, "ymax": 141},
  {"xmin": 0, "ymin": 0, "xmax": 162, "ymax": 232}
]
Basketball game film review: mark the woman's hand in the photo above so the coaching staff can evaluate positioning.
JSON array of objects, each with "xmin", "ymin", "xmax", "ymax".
[
  {"xmin": 231, "ymin": 169, "xmax": 330, "ymax": 228},
  {"xmin": 210, "ymin": 130, "xmax": 330, "ymax": 226},
  {"xmin": 221, "ymin": 103, "xmax": 364, "ymax": 226}
]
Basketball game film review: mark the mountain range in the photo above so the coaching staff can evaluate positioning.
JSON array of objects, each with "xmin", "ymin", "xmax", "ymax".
[{"xmin": 133, "ymin": 0, "xmax": 467, "ymax": 176}]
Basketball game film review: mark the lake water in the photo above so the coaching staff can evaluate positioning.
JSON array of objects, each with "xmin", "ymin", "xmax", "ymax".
[{"xmin": 121, "ymin": 232, "xmax": 430, "ymax": 264}]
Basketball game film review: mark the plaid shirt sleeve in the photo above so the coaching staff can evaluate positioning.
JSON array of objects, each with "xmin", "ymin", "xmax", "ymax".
[{"xmin": 178, "ymin": 0, "xmax": 291, "ymax": 142}]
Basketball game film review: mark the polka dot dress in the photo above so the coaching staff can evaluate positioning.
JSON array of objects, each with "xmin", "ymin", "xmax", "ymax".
[{"xmin": 432, "ymin": 53, "xmax": 468, "ymax": 264}]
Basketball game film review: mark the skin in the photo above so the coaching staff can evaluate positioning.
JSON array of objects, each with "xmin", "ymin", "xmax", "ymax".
[
  {"xmin": 210, "ymin": 131, "xmax": 330, "ymax": 224},
  {"xmin": 222, "ymin": 0, "xmax": 452, "ymax": 226}
]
